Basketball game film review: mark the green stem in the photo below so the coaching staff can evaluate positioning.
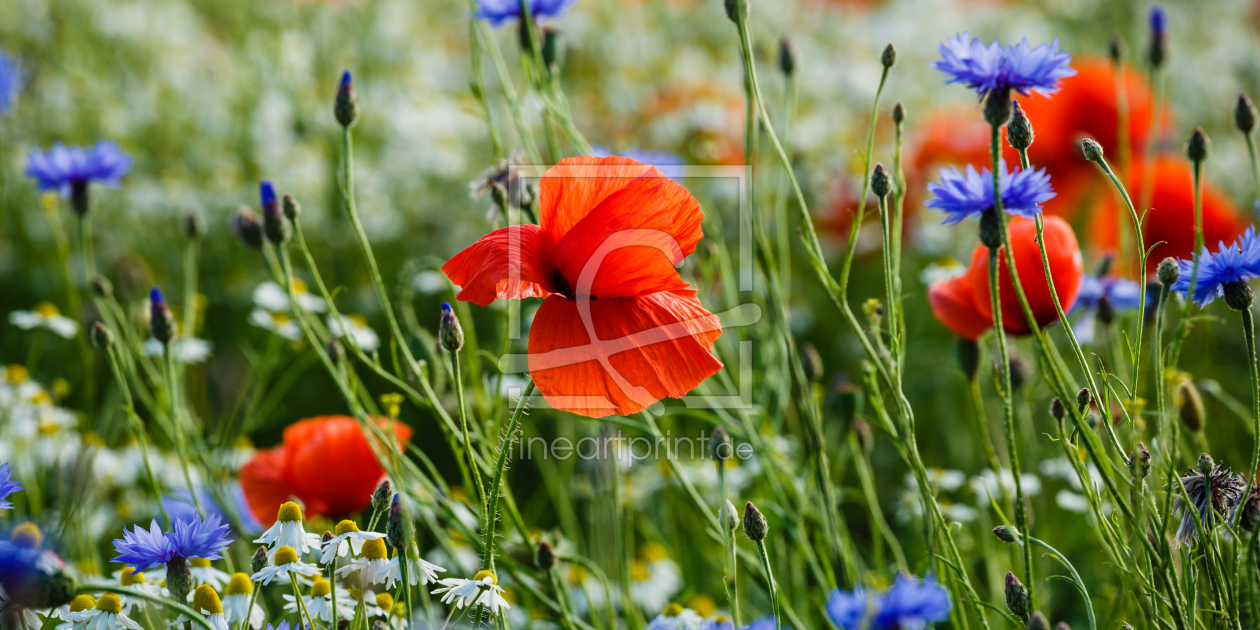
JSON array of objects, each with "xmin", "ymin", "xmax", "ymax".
[
  {"xmin": 754, "ymin": 539, "xmax": 781, "ymax": 629},
  {"xmin": 165, "ymin": 346, "xmax": 204, "ymax": 517},
  {"xmin": 1244, "ymin": 308, "xmax": 1260, "ymax": 488},
  {"xmin": 105, "ymin": 346, "xmax": 170, "ymax": 528},
  {"xmin": 453, "ymin": 351, "xmax": 488, "ymax": 513},
  {"xmin": 1247, "ymin": 132, "xmax": 1260, "ymax": 209},
  {"xmin": 481, "ymin": 379, "xmax": 536, "ymax": 572},
  {"xmin": 718, "ymin": 462, "xmax": 740, "ymax": 627},
  {"xmin": 290, "ymin": 575, "xmax": 316, "ymax": 629}
]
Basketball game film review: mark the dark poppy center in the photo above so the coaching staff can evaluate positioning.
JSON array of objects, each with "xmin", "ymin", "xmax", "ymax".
[{"xmin": 552, "ymin": 269, "xmax": 574, "ymax": 299}]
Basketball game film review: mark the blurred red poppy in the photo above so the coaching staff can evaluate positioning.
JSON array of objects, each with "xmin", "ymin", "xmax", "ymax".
[
  {"xmin": 240, "ymin": 416, "xmax": 412, "ymax": 526},
  {"xmin": 443, "ymin": 156, "xmax": 722, "ymax": 418},
  {"xmin": 968, "ymin": 216, "xmax": 1083, "ymax": 334},
  {"xmin": 927, "ymin": 273, "xmax": 991, "ymax": 341}
]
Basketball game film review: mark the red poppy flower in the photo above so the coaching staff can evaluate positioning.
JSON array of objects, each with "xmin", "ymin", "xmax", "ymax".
[
  {"xmin": 927, "ymin": 272, "xmax": 991, "ymax": 341},
  {"xmin": 967, "ymin": 215, "xmax": 1084, "ymax": 334},
  {"xmin": 240, "ymin": 416, "xmax": 412, "ymax": 526},
  {"xmin": 443, "ymin": 156, "xmax": 722, "ymax": 418}
]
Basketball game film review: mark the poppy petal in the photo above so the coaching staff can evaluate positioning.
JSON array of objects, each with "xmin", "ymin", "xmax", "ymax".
[
  {"xmin": 969, "ymin": 215, "xmax": 1084, "ymax": 334},
  {"xmin": 551, "ymin": 174, "xmax": 703, "ymax": 299},
  {"xmin": 239, "ymin": 447, "xmax": 294, "ymax": 527},
  {"xmin": 442, "ymin": 224, "xmax": 554, "ymax": 306},
  {"xmin": 527, "ymin": 292, "xmax": 722, "ymax": 418},
  {"xmin": 927, "ymin": 273, "xmax": 991, "ymax": 341},
  {"xmin": 281, "ymin": 416, "xmax": 413, "ymax": 519},
  {"xmin": 538, "ymin": 156, "xmax": 664, "ymax": 243}
]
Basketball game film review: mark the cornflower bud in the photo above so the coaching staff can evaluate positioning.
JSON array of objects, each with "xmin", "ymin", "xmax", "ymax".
[
  {"xmin": 1157, "ymin": 257, "xmax": 1180, "ymax": 286},
  {"xmin": 231, "ymin": 206, "xmax": 264, "ymax": 249},
  {"xmin": 1027, "ymin": 612, "xmax": 1049, "ymax": 630},
  {"xmin": 387, "ymin": 494, "xmax": 409, "ymax": 550},
  {"xmin": 800, "ymin": 344, "xmax": 823, "ymax": 383},
  {"xmin": 1108, "ymin": 36, "xmax": 1123, "ymax": 64},
  {"xmin": 261, "ymin": 181, "xmax": 290, "ymax": 246},
  {"xmin": 1241, "ymin": 485, "xmax": 1260, "ymax": 532},
  {"xmin": 983, "ymin": 88, "xmax": 1013, "ymax": 127},
  {"xmin": 992, "ymin": 525, "xmax": 1017, "ymax": 543},
  {"xmin": 91, "ymin": 322, "xmax": 114, "ymax": 349},
  {"xmin": 1050, "ymin": 398, "xmax": 1066, "ymax": 421},
  {"xmin": 1174, "ymin": 380, "xmax": 1205, "ymax": 432},
  {"xmin": 724, "ymin": 0, "xmax": 748, "ymax": 23},
  {"xmin": 979, "ymin": 207, "xmax": 1003, "ymax": 250},
  {"xmin": 251, "ymin": 547, "xmax": 268, "ymax": 574},
  {"xmin": 91, "ymin": 275, "xmax": 113, "ymax": 298},
  {"xmin": 541, "ymin": 28, "xmax": 563, "ymax": 74},
  {"xmin": 1054, "ymin": 623, "xmax": 1071, "ymax": 630},
  {"xmin": 1130, "ymin": 442, "xmax": 1152, "ymax": 482},
  {"xmin": 335, "ymin": 70, "xmax": 359, "ymax": 128},
  {"xmin": 439, "ymin": 302, "xmax": 464, "ymax": 352},
  {"xmin": 149, "ymin": 287, "xmax": 176, "ymax": 345},
  {"xmin": 1224, "ymin": 279, "xmax": 1255, "ymax": 311},
  {"xmin": 710, "ymin": 427, "xmax": 732, "ymax": 461},
  {"xmin": 1237, "ymin": 93, "xmax": 1257, "ymax": 134},
  {"xmin": 1004, "ymin": 571, "xmax": 1029, "ymax": 620},
  {"xmin": 283, "ymin": 193, "xmax": 301, "ymax": 222},
  {"xmin": 1186, "ymin": 127, "xmax": 1210, "ymax": 164},
  {"xmin": 1007, "ymin": 100, "xmax": 1034, "ymax": 150},
  {"xmin": 892, "ymin": 102, "xmax": 905, "ymax": 126},
  {"xmin": 536, "ymin": 540, "xmax": 556, "ymax": 570},
  {"xmin": 880, "ymin": 43, "xmax": 896, "ymax": 69},
  {"xmin": 184, "ymin": 209, "xmax": 206, "ymax": 240},
  {"xmin": 742, "ymin": 501, "xmax": 767, "ymax": 542},
  {"xmin": 1147, "ymin": 5, "xmax": 1166, "ymax": 69},
  {"xmin": 778, "ymin": 37, "xmax": 795, "ymax": 77},
  {"xmin": 956, "ymin": 338, "xmax": 980, "ymax": 380},
  {"xmin": 1082, "ymin": 138, "xmax": 1106, "ymax": 163},
  {"xmin": 1076, "ymin": 388, "xmax": 1092, "ymax": 413},
  {"xmin": 871, "ymin": 163, "xmax": 891, "ymax": 199},
  {"xmin": 372, "ymin": 479, "xmax": 393, "ymax": 513},
  {"xmin": 719, "ymin": 500, "xmax": 739, "ymax": 532}
]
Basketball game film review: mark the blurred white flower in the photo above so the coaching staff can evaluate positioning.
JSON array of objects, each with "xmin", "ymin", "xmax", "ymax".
[
  {"xmin": 412, "ymin": 270, "xmax": 447, "ymax": 295},
  {"xmin": 327, "ymin": 314, "xmax": 379, "ymax": 352},
  {"xmin": 628, "ymin": 543, "xmax": 680, "ymax": 613},
  {"xmin": 252, "ymin": 280, "xmax": 326, "ymax": 313},
  {"xmin": 248, "ymin": 310, "xmax": 301, "ymax": 341},
  {"xmin": 9, "ymin": 302, "xmax": 78, "ymax": 339},
  {"xmin": 142, "ymin": 338, "xmax": 212, "ymax": 364},
  {"xmin": 969, "ymin": 469, "xmax": 1042, "ymax": 505}
]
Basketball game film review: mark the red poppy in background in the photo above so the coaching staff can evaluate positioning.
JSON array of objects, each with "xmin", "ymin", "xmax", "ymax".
[
  {"xmin": 928, "ymin": 216, "xmax": 1083, "ymax": 338},
  {"xmin": 240, "ymin": 416, "xmax": 412, "ymax": 526},
  {"xmin": 443, "ymin": 156, "xmax": 722, "ymax": 418}
]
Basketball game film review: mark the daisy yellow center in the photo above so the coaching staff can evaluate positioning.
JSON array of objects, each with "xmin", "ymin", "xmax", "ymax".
[
  {"xmin": 567, "ymin": 566, "xmax": 588, "ymax": 587},
  {"xmin": 11, "ymin": 522, "xmax": 42, "ymax": 548},
  {"xmin": 334, "ymin": 520, "xmax": 359, "ymax": 536},
  {"xmin": 347, "ymin": 588, "xmax": 363, "ymax": 601},
  {"xmin": 33, "ymin": 302, "xmax": 60, "ymax": 317},
  {"xmin": 120, "ymin": 567, "xmax": 146, "ymax": 586},
  {"xmin": 375, "ymin": 593, "xmax": 394, "ymax": 610},
  {"xmin": 639, "ymin": 542, "xmax": 667, "ymax": 562},
  {"xmin": 688, "ymin": 595, "xmax": 716, "ymax": 617},
  {"xmin": 273, "ymin": 546, "xmax": 299, "ymax": 566},
  {"xmin": 392, "ymin": 601, "xmax": 407, "ymax": 617},
  {"xmin": 292, "ymin": 279, "xmax": 308, "ymax": 294},
  {"xmin": 663, "ymin": 603, "xmax": 684, "ymax": 617},
  {"xmin": 629, "ymin": 561, "xmax": 649, "ymax": 582},
  {"xmin": 193, "ymin": 585, "xmax": 223, "ymax": 615},
  {"xmin": 360, "ymin": 538, "xmax": 387, "ymax": 561},
  {"xmin": 713, "ymin": 616, "xmax": 732, "ymax": 625},
  {"xmin": 5, "ymin": 365, "xmax": 29, "ymax": 384},
  {"xmin": 190, "ymin": 557, "xmax": 212, "ymax": 568},
  {"xmin": 349, "ymin": 314, "xmax": 368, "ymax": 327},
  {"xmin": 96, "ymin": 593, "xmax": 123, "ymax": 614},
  {"xmin": 473, "ymin": 570, "xmax": 498, "ymax": 585},
  {"xmin": 69, "ymin": 595, "xmax": 96, "ymax": 613},
  {"xmin": 226, "ymin": 573, "xmax": 253, "ymax": 596},
  {"xmin": 277, "ymin": 501, "xmax": 303, "ymax": 523},
  {"xmin": 271, "ymin": 312, "xmax": 292, "ymax": 325},
  {"xmin": 310, "ymin": 578, "xmax": 331, "ymax": 598}
]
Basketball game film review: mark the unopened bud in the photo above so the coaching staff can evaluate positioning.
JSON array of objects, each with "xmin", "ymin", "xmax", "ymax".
[
  {"xmin": 335, "ymin": 70, "xmax": 359, "ymax": 128},
  {"xmin": 536, "ymin": 540, "xmax": 556, "ymax": 570},
  {"xmin": 1157, "ymin": 257, "xmax": 1180, "ymax": 286},
  {"xmin": 91, "ymin": 275, "xmax": 113, "ymax": 298},
  {"xmin": 956, "ymin": 338, "xmax": 980, "ymax": 379},
  {"xmin": 251, "ymin": 547, "xmax": 268, "ymax": 573},
  {"xmin": 891, "ymin": 102, "xmax": 905, "ymax": 126},
  {"xmin": 800, "ymin": 344, "xmax": 823, "ymax": 383},
  {"xmin": 880, "ymin": 43, "xmax": 896, "ymax": 69},
  {"xmin": 282, "ymin": 194, "xmax": 301, "ymax": 222},
  {"xmin": 777, "ymin": 37, "xmax": 795, "ymax": 77},
  {"xmin": 1004, "ymin": 571, "xmax": 1029, "ymax": 620},
  {"xmin": 231, "ymin": 206, "xmax": 264, "ymax": 249},
  {"xmin": 148, "ymin": 287, "xmax": 175, "ymax": 344},
  {"xmin": 439, "ymin": 302, "xmax": 464, "ymax": 352},
  {"xmin": 710, "ymin": 427, "xmax": 732, "ymax": 461},
  {"xmin": 1076, "ymin": 387, "xmax": 1092, "ymax": 412},
  {"xmin": 723, "ymin": 0, "xmax": 748, "ymax": 23},
  {"xmin": 871, "ymin": 163, "xmax": 891, "ymax": 199},
  {"xmin": 261, "ymin": 182, "xmax": 290, "ymax": 245},
  {"xmin": 1027, "ymin": 612, "xmax": 1049, "ymax": 630},
  {"xmin": 541, "ymin": 28, "xmax": 563, "ymax": 74},
  {"xmin": 742, "ymin": 502, "xmax": 767, "ymax": 542},
  {"xmin": 322, "ymin": 531, "xmax": 335, "ymax": 545},
  {"xmin": 1174, "ymin": 380, "xmax": 1205, "ymax": 432},
  {"xmin": 91, "ymin": 322, "xmax": 115, "ymax": 349},
  {"xmin": 184, "ymin": 209, "xmax": 206, "ymax": 240},
  {"xmin": 1050, "ymin": 398, "xmax": 1066, "ymax": 421},
  {"xmin": 992, "ymin": 525, "xmax": 1017, "ymax": 543},
  {"xmin": 372, "ymin": 480, "xmax": 393, "ymax": 513},
  {"xmin": 1237, "ymin": 93, "xmax": 1257, "ymax": 134},
  {"xmin": 719, "ymin": 500, "xmax": 739, "ymax": 532},
  {"xmin": 1108, "ymin": 36, "xmax": 1123, "ymax": 64},
  {"xmin": 1130, "ymin": 442, "xmax": 1152, "ymax": 481},
  {"xmin": 1007, "ymin": 100, "xmax": 1034, "ymax": 150},
  {"xmin": 1148, "ymin": 6, "xmax": 1166, "ymax": 69},
  {"xmin": 1082, "ymin": 138, "xmax": 1104, "ymax": 162},
  {"xmin": 1198, "ymin": 452, "xmax": 1215, "ymax": 477},
  {"xmin": 1054, "ymin": 623, "xmax": 1071, "ymax": 630},
  {"xmin": 1186, "ymin": 127, "xmax": 1210, "ymax": 164},
  {"xmin": 1241, "ymin": 486, "xmax": 1260, "ymax": 532},
  {"xmin": 386, "ymin": 494, "xmax": 409, "ymax": 550}
]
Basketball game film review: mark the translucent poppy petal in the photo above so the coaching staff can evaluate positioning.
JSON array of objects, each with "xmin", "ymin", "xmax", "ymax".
[
  {"xmin": 927, "ymin": 273, "xmax": 991, "ymax": 341},
  {"xmin": 281, "ymin": 416, "xmax": 413, "ymax": 519},
  {"xmin": 442, "ymin": 224, "xmax": 554, "ymax": 306},
  {"xmin": 239, "ymin": 447, "xmax": 294, "ymax": 527},
  {"xmin": 969, "ymin": 215, "xmax": 1083, "ymax": 334},
  {"xmin": 538, "ymin": 156, "xmax": 663, "ymax": 243},
  {"xmin": 527, "ymin": 292, "xmax": 722, "ymax": 418}
]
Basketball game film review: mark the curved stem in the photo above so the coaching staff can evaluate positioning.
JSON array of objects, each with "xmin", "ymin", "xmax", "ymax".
[{"xmin": 754, "ymin": 540, "xmax": 781, "ymax": 629}]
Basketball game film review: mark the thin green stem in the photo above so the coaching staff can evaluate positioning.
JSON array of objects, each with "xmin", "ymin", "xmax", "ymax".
[
  {"xmin": 453, "ymin": 351, "xmax": 488, "ymax": 513},
  {"xmin": 105, "ymin": 346, "xmax": 170, "ymax": 528},
  {"xmin": 290, "ymin": 575, "xmax": 316, "ymax": 629},
  {"xmin": 165, "ymin": 346, "xmax": 205, "ymax": 517},
  {"xmin": 754, "ymin": 539, "xmax": 781, "ymax": 629},
  {"xmin": 1246, "ymin": 133, "xmax": 1260, "ymax": 209},
  {"xmin": 481, "ymin": 379, "xmax": 536, "ymax": 572},
  {"xmin": 1244, "ymin": 308, "xmax": 1260, "ymax": 487}
]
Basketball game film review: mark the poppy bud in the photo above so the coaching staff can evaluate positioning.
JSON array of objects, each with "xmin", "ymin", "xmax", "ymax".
[
  {"xmin": 1224, "ymin": 279, "xmax": 1255, "ymax": 311},
  {"xmin": 261, "ymin": 182, "xmax": 290, "ymax": 246},
  {"xmin": 1076, "ymin": 387, "xmax": 1092, "ymax": 413},
  {"xmin": 800, "ymin": 344, "xmax": 823, "ymax": 382},
  {"xmin": 1237, "ymin": 93, "xmax": 1257, "ymax": 134},
  {"xmin": 541, "ymin": 28, "xmax": 563, "ymax": 74},
  {"xmin": 955, "ymin": 338, "xmax": 980, "ymax": 380},
  {"xmin": 231, "ymin": 206, "xmax": 264, "ymax": 249},
  {"xmin": 251, "ymin": 547, "xmax": 268, "ymax": 573},
  {"xmin": 871, "ymin": 163, "xmax": 891, "ymax": 199},
  {"xmin": 719, "ymin": 500, "xmax": 739, "ymax": 532},
  {"xmin": 1130, "ymin": 442, "xmax": 1152, "ymax": 482},
  {"xmin": 335, "ymin": 70, "xmax": 359, "ymax": 128},
  {"xmin": 880, "ymin": 43, "xmax": 896, "ymax": 69},
  {"xmin": 1007, "ymin": 101, "xmax": 1034, "ymax": 151},
  {"xmin": 372, "ymin": 479, "xmax": 393, "ymax": 513},
  {"xmin": 166, "ymin": 556, "xmax": 193, "ymax": 603},
  {"xmin": 91, "ymin": 322, "xmax": 114, "ymax": 349},
  {"xmin": 742, "ymin": 501, "xmax": 767, "ymax": 542},
  {"xmin": 778, "ymin": 37, "xmax": 795, "ymax": 77},
  {"xmin": 992, "ymin": 525, "xmax": 1017, "ymax": 543},
  {"xmin": 387, "ymin": 494, "xmax": 410, "ymax": 550},
  {"xmin": 536, "ymin": 540, "xmax": 556, "ymax": 570},
  {"xmin": 439, "ymin": 302, "xmax": 464, "ymax": 352},
  {"xmin": 851, "ymin": 417, "xmax": 873, "ymax": 454},
  {"xmin": 326, "ymin": 338, "xmax": 346, "ymax": 365},
  {"xmin": 1004, "ymin": 571, "xmax": 1029, "ymax": 620},
  {"xmin": 1027, "ymin": 612, "xmax": 1049, "ymax": 630},
  {"xmin": 149, "ymin": 287, "xmax": 176, "ymax": 345},
  {"xmin": 185, "ymin": 209, "xmax": 206, "ymax": 240},
  {"xmin": 978, "ymin": 207, "xmax": 1002, "ymax": 250},
  {"xmin": 1147, "ymin": 6, "xmax": 1166, "ymax": 69},
  {"xmin": 91, "ymin": 275, "xmax": 113, "ymax": 298},
  {"xmin": 1185, "ymin": 127, "xmax": 1210, "ymax": 164},
  {"xmin": 892, "ymin": 102, "xmax": 906, "ymax": 126},
  {"xmin": 1174, "ymin": 379, "xmax": 1205, "ymax": 433},
  {"xmin": 1157, "ymin": 257, "xmax": 1179, "ymax": 286},
  {"xmin": 723, "ymin": 0, "xmax": 748, "ymax": 23},
  {"xmin": 710, "ymin": 427, "xmax": 732, "ymax": 461},
  {"xmin": 283, "ymin": 193, "xmax": 301, "ymax": 222},
  {"xmin": 1050, "ymin": 398, "xmax": 1065, "ymax": 421},
  {"xmin": 70, "ymin": 180, "xmax": 90, "ymax": 217},
  {"xmin": 1082, "ymin": 138, "xmax": 1104, "ymax": 163},
  {"xmin": 1108, "ymin": 36, "xmax": 1123, "ymax": 63},
  {"xmin": 1241, "ymin": 486, "xmax": 1260, "ymax": 532}
]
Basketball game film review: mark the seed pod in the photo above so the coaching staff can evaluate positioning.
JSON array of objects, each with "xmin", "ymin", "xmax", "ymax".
[
  {"xmin": 1157, "ymin": 257, "xmax": 1180, "ymax": 287},
  {"xmin": 880, "ymin": 43, "xmax": 897, "ymax": 69},
  {"xmin": 1174, "ymin": 380, "xmax": 1205, "ymax": 433},
  {"xmin": 335, "ymin": 70, "xmax": 359, "ymax": 128},
  {"xmin": 742, "ymin": 501, "xmax": 767, "ymax": 542},
  {"xmin": 1236, "ymin": 93, "xmax": 1257, "ymax": 134},
  {"xmin": 1004, "ymin": 571, "xmax": 1029, "ymax": 620},
  {"xmin": 1186, "ymin": 127, "xmax": 1210, "ymax": 164},
  {"xmin": 709, "ymin": 427, "xmax": 732, "ymax": 462},
  {"xmin": 1007, "ymin": 101, "xmax": 1034, "ymax": 150},
  {"xmin": 536, "ymin": 540, "xmax": 556, "ymax": 570},
  {"xmin": 439, "ymin": 302, "xmax": 464, "ymax": 352}
]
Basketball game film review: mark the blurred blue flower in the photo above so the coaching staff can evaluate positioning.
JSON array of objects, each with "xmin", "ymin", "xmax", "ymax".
[
  {"xmin": 0, "ymin": 463, "xmax": 22, "ymax": 510},
  {"xmin": 592, "ymin": 146, "xmax": 685, "ymax": 181},
  {"xmin": 25, "ymin": 141, "xmax": 132, "ymax": 197},
  {"xmin": 164, "ymin": 483, "xmax": 262, "ymax": 535},
  {"xmin": 1150, "ymin": 5, "xmax": 1166, "ymax": 38},
  {"xmin": 932, "ymin": 31, "xmax": 1075, "ymax": 99},
  {"xmin": 476, "ymin": 0, "xmax": 578, "ymax": 28},
  {"xmin": 1172, "ymin": 226, "xmax": 1260, "ymax": 307},
  {"xmin": 925, "ymin": 161, "xmax": 1055, "ymax": 226},
  {"xmin": 0, "ymin": 51, "xmax": 20, "ymax": 114},
  {"xmin": 1075, "ymin": 275, "xmax": 1143, "ymax": 313},
  {"xmin": 827, "ymin": 574, "xmax": 950, "ymax": 630},
  {"xmin": 111, "ymin": 515, "xmax": 233, "ymax": 572}
]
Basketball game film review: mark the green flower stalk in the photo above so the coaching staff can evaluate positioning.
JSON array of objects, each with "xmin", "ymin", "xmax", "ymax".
[{"xmin": 742, "ymin": 501, "xmax": 779, "ymax": 629}]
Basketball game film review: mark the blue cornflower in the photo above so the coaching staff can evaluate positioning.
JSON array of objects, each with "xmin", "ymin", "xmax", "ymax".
[
  {"xmin": 827, "ymin": 574, "xmax": 951, "ymax": 630},
  {"xmin": 475, "ymin": 0, "xmax": 577, "ymax": 28},
  {"xmin": 111, "ymin": 515, "xmax": 233, "ymax": 572},
  {"xmin": 925, "ymin": 161, "xmax": 1055, "ymax": 226},
  {"xmin": 0, "ymin": 463, "xmax": 22, "ymax": 510},
  {"xmin": 25, "ymin": 141, "xmax": 132, "ymax": 197},
  {"xmin": 1171, "ymin": 226, "xmax": 1260, "ymax": 308},
  {"xmin": 0, "ymin": 51, "xmax": 20, "ymax": 114},
  {"xmin": 932, "ymin": 31, "xmax": 1075, "ymax": 100},
  {"xmin": 1071, "ymin": 274, "xmax": 1145, "ymax": 344},
  {"xmin": 592, "ymin": 145, "xmax": 685, "ymax": 181},
  {"xmin": 1151, "ymin": 6, "xmax": 1166, "ymax": 39}
]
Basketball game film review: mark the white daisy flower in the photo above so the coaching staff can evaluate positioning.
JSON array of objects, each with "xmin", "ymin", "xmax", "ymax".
[
  {"xmin": 248, "ymin": 309, "xmax": 301, "ymax": 340},
  {"xmin": 378, "ymin": 542, "xmax": 446, "ymax": 587},
  {"xmin": 335, "ymin": 537, "xmax": 392, "ymax": 587},
  {"xmin": 9, "ymin": 302, "xmax": 79, "ymax": 339},
  {"xmin": 222, "ymin": 573, "xmax": 264, "ymax": 629},
  {"xmin": 646, "ymin": 604, "xmax": 709, "ymax": 630},
  {"xmin": 251, "ymin": 546, "xmax": 322, "ymax": 586},
  {"xmin": 343, "ymin": 588, "xmax": 386, "ymax": 618},
  {"xmin": 167, "ymin": 586, "xmax": 229, "ymax": 630},
  {"xmin": 141, "ymin": 338, "xmax": 212, "ymax": 364},
  {"xmin": 628, "ymin": 543, "xmax": 680, "ymax": 613},
  {"xmin": 53, "ymin": 594, "xmax": 98, "ymax": 630},
  {"xmin": 431, "ymin": 570, "xmax": 511, "ymax": 615},
  {"xmin": 282, "ymin": 577, "xmax": 355, "ymax": 623},
  {"xmin": 253, "ymin": 280, "xmax": 326, "ymax": 313},
  {"xmin": 254, "ymin": 501, "xmax": 321, "ymax": 558},
  {"xmin": 113, "ymin": 567, "xmax": 164, "ymax": 613},
  {"xmin": 0, "ymin": 585, "xmax": 43, "ymax": 630},
  {"xmin": 327, "ymin": 314, "xmax": 379, "ymax": 351},
  {"xmin": 319, "ymin": 519, "xmax": 386, "ymax": 564},
  {"xmin": 188, "ymin": 558, "xmax": 231, "ymax": 591},
  {"xmin": 65, "ymin": 593, "xmax": 143, "ymax": 630}
]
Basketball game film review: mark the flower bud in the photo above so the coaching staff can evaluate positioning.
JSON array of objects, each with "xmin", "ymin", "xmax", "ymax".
[
  {"xmin": 184, "ymin": 209, "xmax": 206, "ymax": 240},
  {"xmin": 439, "ymin": 302, "xmax": 464, "ymax": 352},
  {"xmin": 1157, "ymin": 257, "xmax": 1180, "ymax": 286},
  {"xmin": 719, "ymin": 500, "xmax": 739, "ymax": 532},
  {"xmin": 1076, "ymin": 388, "xmax": 1092, "ymax": 413},
  {"xmin": 541, "ymin": 27, "xmax": 563, "ymax": 74},
  {"xmin": 1185, "ymin": 127, "xmax": 1210, "ymax": 164},
  {"xmin": 723, "ymin": 0, "xmax": 748, "ymax": 23},
  {"xmin": 1007, "ymin": 100, "xmax": 1034, "ymax": 151},
  {"xmin": 710, "ymin": 427, "xmax": 732, "ymax": 461},
  {"xmin": 955, "ymin": 338, "xmax": 980, "ymax": 380},
  {"xmin": 387, "ymin": 494, "xmax": 410, "ymax": 550},
  {"xmin": 149, "ymin": 287, "xmax": 176, "ymax": 345},
  {"xmin": 322, "ymin": 531, "xmax": 335, "ymax": 545},
  {"xmin": 1174, "ymin": 379, "xmax": 1205, "ymax": 433},
  {"xmin": 372, "ymin": 479, "xmax": 393, "ymax": 513},
  {"xmin": 536, "ymin": 540, "xmax": 556, "ymax": 570},
  {"xmin": 979, "ymin": 207, "xmax": 1002, "ymax": 250},
  {"xmin": 1197, "ymin": 452, "xmax": 1215, "ymax": 478},
  {"xmin": 70, "ymin": 181, "xmax": 90, "ymax": 217},
  {"xmin": 742, "ymin": 501, "xmax": 767, "ymax": 542},
  {"xmin": 1108, "ymin": 36, "xmax": 1123, "ymax": 64},
  {"xmin": 1241, "ymin": 485, "xmax": 1260, "ymax": 532},
  {"xmin": 992, "ymin": 525, "xmax": 1017, "ymax": 543},
  {"xmin": 1004, "ymin": 571, "xmax": 1029, "ymax": 620},
  {"xmin": 1147, "ymin": 5, "xmax": 1166, "ymax": 69},
  {"xmin": 871, "ymin": 163, "xmax": 891, "ymax": 199},
  {"xmin": 851, "ymin": 417, "xmax": 873, "ymax": 454},
  {"xmin": 880, "ymin": 43, "xmax": 896, "ymax": 69},
  {"xmin": 335, "ymin": 70, "xmax": 359, "ymax": 128},
  {"xmin": 983, "ymin": 88, "xmax": 1012, "ymax": 127},
  {"xmin": 1053, "ymin": 623, "xmax": 1071, "ymax": 630},
  {"xmin": 1237, "ymin": 93, "xmax": 1257, "ymax": 134},
  {"xmin": 1224, "ymin": 279, "xmax": 1255, "ymax": 311},
  {"xmin": 251, "ymin": 547, "xmax": 268, "ymax": 574},
  {"xmin": 800, "ymin": 344, "xmax": 823, "ymax": 383},
  {"xmin": 283, "ymin": 193, "xmax": 301, "ymax": 222},
  {"xmin": 261, "ymin": 181, "xmax": 291, "ymax": 246},
  {"xmin": 1027, "ymin": 612, "xmax": 1049, "ymax": 630},
  {"xmin": 166, "ymin": 556, "xmax": 194, "ymax": 603},
  {"xmin": 1008, "ymin": 353, "xmax": 1030, "ymax": 390},
  {"xmin": 1130, "ymin": 442, "xmax": 1152, "ymax": 482},
  {"xmin": 778, "ymin": 37, "xmax": 795, "ymax": 77},
  {"xmin": 1050, "ymin": 398, "xmax": 1065, "ymax": 421},
  {"xmin": 91, "ymin": 275, "xmax": 113, "ymax": 298},
  {"xmin": 91, "ymin": 322, "xmax": 114, "ymax": 349},
  {"xmin": 1081, "ymin": 138, "xmax": 1104, "ymax": 163},
  {"xmin": 231, "ymin": 206, "xmax": 264, "ymax": 249},
  {"xmin": 892, "ymin": 102, "xmax": 905, "ymax": 126}
]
